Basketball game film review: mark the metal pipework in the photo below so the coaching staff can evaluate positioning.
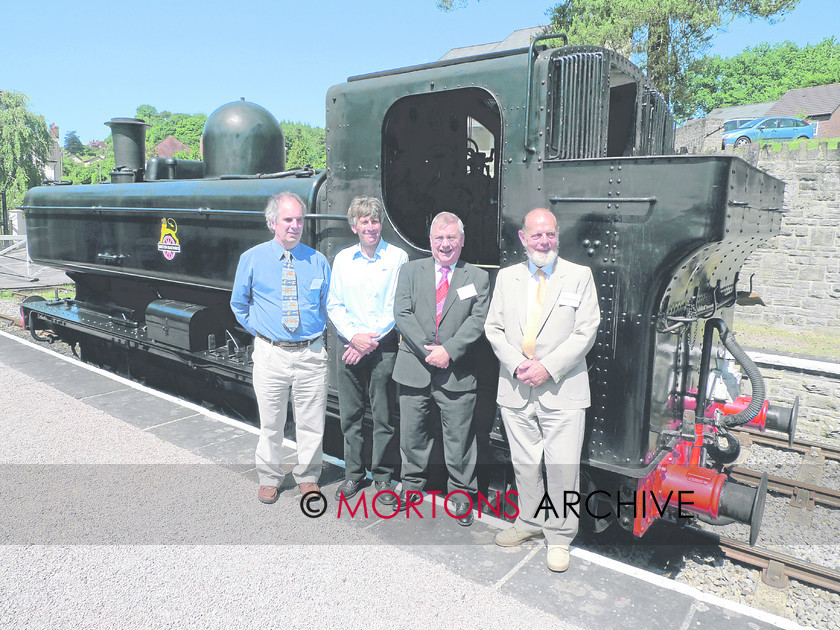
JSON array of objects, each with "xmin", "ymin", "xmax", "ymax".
[
  {"xmin": 695, "ymin": 319, "xmax": 766, "ymax": 428},
  {"xmin": 711, "ymin": 395, "xmax": 799, "ymax": 448}
]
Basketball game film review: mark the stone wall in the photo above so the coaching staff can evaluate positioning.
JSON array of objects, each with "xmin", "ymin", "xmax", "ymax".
[
  {"xmin": 675, "ymin": 118, "xmax": 725, "ymax": 154},
  {"xmin": 723, "ymin": 143, "xmax": 840, "ymax": 441},
  {"xmin": 729, "ymin": 142, "xmax": 840, "ymax": 330}
]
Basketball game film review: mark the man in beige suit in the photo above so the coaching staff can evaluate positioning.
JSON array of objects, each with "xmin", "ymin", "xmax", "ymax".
[{"xmin": 484, "ymin": 207, "xmax": 600, "ymax": 572}]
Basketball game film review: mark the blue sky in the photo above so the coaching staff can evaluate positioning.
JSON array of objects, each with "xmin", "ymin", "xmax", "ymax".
[{"xmin": 2, "ymin": 0, "xmax": 836, "ymax": 144}]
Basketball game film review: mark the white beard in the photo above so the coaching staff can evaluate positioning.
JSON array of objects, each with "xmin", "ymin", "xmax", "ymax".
[{"xmin": 527, "ymin": 249, "xmax": 558, "ymax": 268}]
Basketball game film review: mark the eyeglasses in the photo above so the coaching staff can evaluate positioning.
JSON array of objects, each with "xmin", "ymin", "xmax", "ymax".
[{"xmin": 432, "ymin": 235, "xmax": 461, "ymax": 244}]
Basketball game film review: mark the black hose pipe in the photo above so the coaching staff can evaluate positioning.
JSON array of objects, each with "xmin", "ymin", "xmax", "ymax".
[{"xmin": 696, "ymin": 318, "xmax": 766, "ymax": 428}]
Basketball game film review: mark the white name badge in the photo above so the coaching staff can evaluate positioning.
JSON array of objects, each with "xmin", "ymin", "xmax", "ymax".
[
  {"xmin": 557, "ymin": 292, "xmax": 582, "ymax": 308},
  {"xmin": 310, "ymin": 278, "xmax": 324, "ymax": 290},
  {"xmin": 457, "ymin": 283, "xmax": 477, "ymax": 300}
]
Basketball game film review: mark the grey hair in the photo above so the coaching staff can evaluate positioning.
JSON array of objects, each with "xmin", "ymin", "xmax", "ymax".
[
  {"xmin": 429, "ymin": 211, "xmax": 464, "ymax": 237},
  {"xmin": 346, "ymin": 196, "xmax": 385, "ymax": 227},
  {"xmin": 264, "ymin": 191, "xmax": 306, "ymax": 230}
]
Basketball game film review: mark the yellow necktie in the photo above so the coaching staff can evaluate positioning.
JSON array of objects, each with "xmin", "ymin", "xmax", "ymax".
[{"xmin": 521, "ymin": 269, "xmax": 546, "ymax": 359}]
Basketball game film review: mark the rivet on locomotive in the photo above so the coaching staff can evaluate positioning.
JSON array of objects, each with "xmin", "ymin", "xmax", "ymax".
[{"xmin": 21, "ymin": 36, "xmax": 798, "ymax": 544}]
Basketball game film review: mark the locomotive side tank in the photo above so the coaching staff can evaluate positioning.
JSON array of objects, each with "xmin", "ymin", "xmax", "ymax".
[{"xmin": 21, "ymin": 38, "xmax": 796, "ymax": 542}]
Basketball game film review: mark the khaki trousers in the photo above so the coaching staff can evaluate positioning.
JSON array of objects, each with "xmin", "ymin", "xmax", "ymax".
[
  {"xmin": 500, "ymin": 402, "xmax": 585, "ymax": 546},
  {"xmin": 252, "ymin": 336, "xmax": 328, "ymax": 487}
]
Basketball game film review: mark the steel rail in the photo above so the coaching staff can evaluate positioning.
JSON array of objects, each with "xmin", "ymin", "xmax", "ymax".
[
  {"xmin": 717, "ymin": 535, "xmax": 840, "ymax": 593},
  {"xmin": 728, "ymin": 466, "xmax": 840, "ymax": 509},
  {"xmin": 732, "ymin": 427, "xmax": 840, "ymax": 463}
]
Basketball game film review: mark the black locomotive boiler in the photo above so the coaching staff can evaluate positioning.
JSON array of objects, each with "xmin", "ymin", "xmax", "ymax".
[{"xmin": 21, "ymin": 36, "xmax": 799, "ymax": 543}]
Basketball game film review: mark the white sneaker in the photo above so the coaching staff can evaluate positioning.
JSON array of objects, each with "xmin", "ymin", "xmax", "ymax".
[{"xmin": 547, "ymin": 545, "xmax": 570, "ymax": 572}]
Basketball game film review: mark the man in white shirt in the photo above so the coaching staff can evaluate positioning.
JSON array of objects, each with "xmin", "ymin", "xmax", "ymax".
[{"xmin": 327, "ymin": 196, "xmax": 408, "ymax": 505}]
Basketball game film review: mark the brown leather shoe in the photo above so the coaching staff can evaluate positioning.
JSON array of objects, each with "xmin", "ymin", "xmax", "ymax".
[
  {"xmin": 298, "ymin": 482, "xmax": 321, "ymax": 495},
  {"xmin": 258, "ymin": 485, "xmax": 279, "ymax": 504}
]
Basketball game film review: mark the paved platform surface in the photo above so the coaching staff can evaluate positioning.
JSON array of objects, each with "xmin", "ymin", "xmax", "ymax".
[{"xmin": 0, "ymin": 330, "xmax": 803, "ymax": 629}]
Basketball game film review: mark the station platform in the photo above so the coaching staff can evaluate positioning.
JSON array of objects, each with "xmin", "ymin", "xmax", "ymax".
[{"xmin": 0, "ymin": 330, "xmax": 802, "ymax": 629}]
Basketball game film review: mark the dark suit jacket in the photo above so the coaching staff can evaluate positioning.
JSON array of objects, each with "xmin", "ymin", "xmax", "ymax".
[{"xmin": 392, "ymin": 258, "xmax": 490, "ymax": 392}]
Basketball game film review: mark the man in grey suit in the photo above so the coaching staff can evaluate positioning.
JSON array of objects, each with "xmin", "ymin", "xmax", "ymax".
[
  {"xmin": 484, "ymin": 207, "xmax": 600, "ymax": 571},
  {"xmin": 393, "ymin": 212, "xmax": 490, "ymax": 526}
]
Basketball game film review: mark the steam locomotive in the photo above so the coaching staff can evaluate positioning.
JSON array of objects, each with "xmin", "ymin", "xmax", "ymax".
[{"xmin": 21, "ymin": 35, "xmax": 798, "ymax": 543}]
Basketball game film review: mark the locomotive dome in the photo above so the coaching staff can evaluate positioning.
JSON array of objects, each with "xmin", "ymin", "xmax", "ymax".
[{"xmin": 202, "ymin": 98, "xmax": 286, "ymax": 178}]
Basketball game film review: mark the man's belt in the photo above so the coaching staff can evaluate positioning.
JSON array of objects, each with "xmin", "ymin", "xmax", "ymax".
[{"xmin": 255, "ymin": 332, "xmax": 321, "ymax": 348}]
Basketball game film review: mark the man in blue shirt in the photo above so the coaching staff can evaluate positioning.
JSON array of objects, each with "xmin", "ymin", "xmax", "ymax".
[
  {"xmin": 327, "ymin": 196, "xmax": 408, "ymax": 505},
  {"xmin": 231, "ymin": 191, "xmax": 331, "ymax": 504}
]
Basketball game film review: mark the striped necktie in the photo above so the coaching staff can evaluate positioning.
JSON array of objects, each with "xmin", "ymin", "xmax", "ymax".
[
  {"xmin": 435, "ymin": 266, "xmax": 450, "ymax": 342},
  {"xmin": 521, "ymin": 269, "xmax": 546, "ymax": 359},
  {"xmin": 281, "ymin": 250, "xmax": 300, "ymax": 331}
]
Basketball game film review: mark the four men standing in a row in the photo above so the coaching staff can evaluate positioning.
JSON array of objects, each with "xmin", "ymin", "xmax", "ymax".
[{"xmin": 231, "ymin": 193, "xmax": 599, "ymax": 572}]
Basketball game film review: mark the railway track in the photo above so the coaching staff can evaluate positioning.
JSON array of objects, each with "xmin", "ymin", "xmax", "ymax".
[
  {"xmin": 733, "ymin": 426, "xmax": 840, "ymax": 462},
  {"xmin": 729, "ymin": 466, "xmax": 840, "ymax": 509},
  {"xmin": 717, "ymin": 534, "xmax": 840, "ymax": 593}
]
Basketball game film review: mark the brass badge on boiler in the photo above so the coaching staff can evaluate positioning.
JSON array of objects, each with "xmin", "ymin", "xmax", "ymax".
[{"xmin": 157, "ymin": 218, "xmax": 181, "ymax": 260}]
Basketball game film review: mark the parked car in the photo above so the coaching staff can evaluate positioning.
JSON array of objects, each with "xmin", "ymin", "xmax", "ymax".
[
  {"xmin": 723, "ymin": 118, "xmax": 755, "ymax": 133},
  {"xmin": 722, "ymin": 116, "xmax": 815, "ymax": 148}
]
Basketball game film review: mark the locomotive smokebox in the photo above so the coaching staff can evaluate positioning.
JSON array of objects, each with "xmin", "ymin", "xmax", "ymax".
[
  {"xmin": 105, "ymin": 117, "xmax": 150, "ymax": 183},
  {"xmin": 203, "ymin": 98, "xmax": 285, "ymax": 178}
]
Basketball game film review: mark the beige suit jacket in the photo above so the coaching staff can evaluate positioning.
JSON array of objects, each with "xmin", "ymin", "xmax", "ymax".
[{"xmin": 484, "ymin": 257, "xmax": 600, "ymax": 410}]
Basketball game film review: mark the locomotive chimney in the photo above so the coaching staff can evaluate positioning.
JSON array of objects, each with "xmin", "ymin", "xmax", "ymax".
[{"xmin": 105, "ymin": 118, "xmax": 150, "ymax": 183}]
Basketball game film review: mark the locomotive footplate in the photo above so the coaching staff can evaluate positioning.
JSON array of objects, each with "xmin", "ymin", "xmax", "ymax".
[{"xmin": 21, "ymin": 295, "xmax": 254, "ymax": 384}]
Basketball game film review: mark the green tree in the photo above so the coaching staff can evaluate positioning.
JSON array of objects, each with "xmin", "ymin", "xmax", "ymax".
[
  {"xmin": 0, "ymin": 90, "xmax": 52, "ymax": 209},
  {"xmin": 433, "ymin": 0, "xmax": 799, "ymax": 117},
  {"xmin": 63, "ymin": 154, "xmax": 115, "ymax": 185},
  {"xmin": 281, "ymin": 122, "xmax": 326, "ymax": 169},
  {"xmin": 682, "ymin": 37, "xmax": 840, "ymax": 119},
  {"xmin": 135, "ymin": 106, "xmax": 206, "ymax": 159},
  {"xmin": 549, "ymin": 0, "xmax": 799, "ymax": 112},
  {"xmin": 64, "ymin": 130, "xmax": 86, "ymax": 156}
]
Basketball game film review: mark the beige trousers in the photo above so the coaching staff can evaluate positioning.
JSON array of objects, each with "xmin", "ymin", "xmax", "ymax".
[
  {"xmin": 252, "ymin": 336, "xmax": 328, "ymax": 487},
  {"xmin": 500, "ymin": 402, "xmax": 586, "ymax": 546}
]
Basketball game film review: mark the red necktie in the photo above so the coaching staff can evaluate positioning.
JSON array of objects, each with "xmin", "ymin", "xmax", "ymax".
[{"xmin": 435, "ymin": 266, "xmax": 450, "ymax": 341}]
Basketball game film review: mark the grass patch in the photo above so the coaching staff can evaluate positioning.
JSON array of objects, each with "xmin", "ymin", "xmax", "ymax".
[
  {"xmin": 0, "ymin": 285, "xmax": 74, "ymax": 301},
  {"xmin": 733, "ymin": 319, "xmax": 840, "ymax": 361},
  {"xmin": 760, "ymin": 137, "xmax": 840, "ymax": 151}
]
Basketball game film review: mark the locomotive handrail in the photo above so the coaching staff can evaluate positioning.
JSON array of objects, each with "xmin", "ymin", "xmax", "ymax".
[
  {"xmin": 21, "ymin": 205, "xmax": 263, "ymax": 216},
  {"xmin": 21, "ymin": 206, "xmax": 349, "ymax": 220},
  {"xmin": 524, "ymin": 32, "xmax": 568, "ymax": 154},
  {"xmin": 549, "ymin": 196, "xmax": 656, "ymax": 203}
]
